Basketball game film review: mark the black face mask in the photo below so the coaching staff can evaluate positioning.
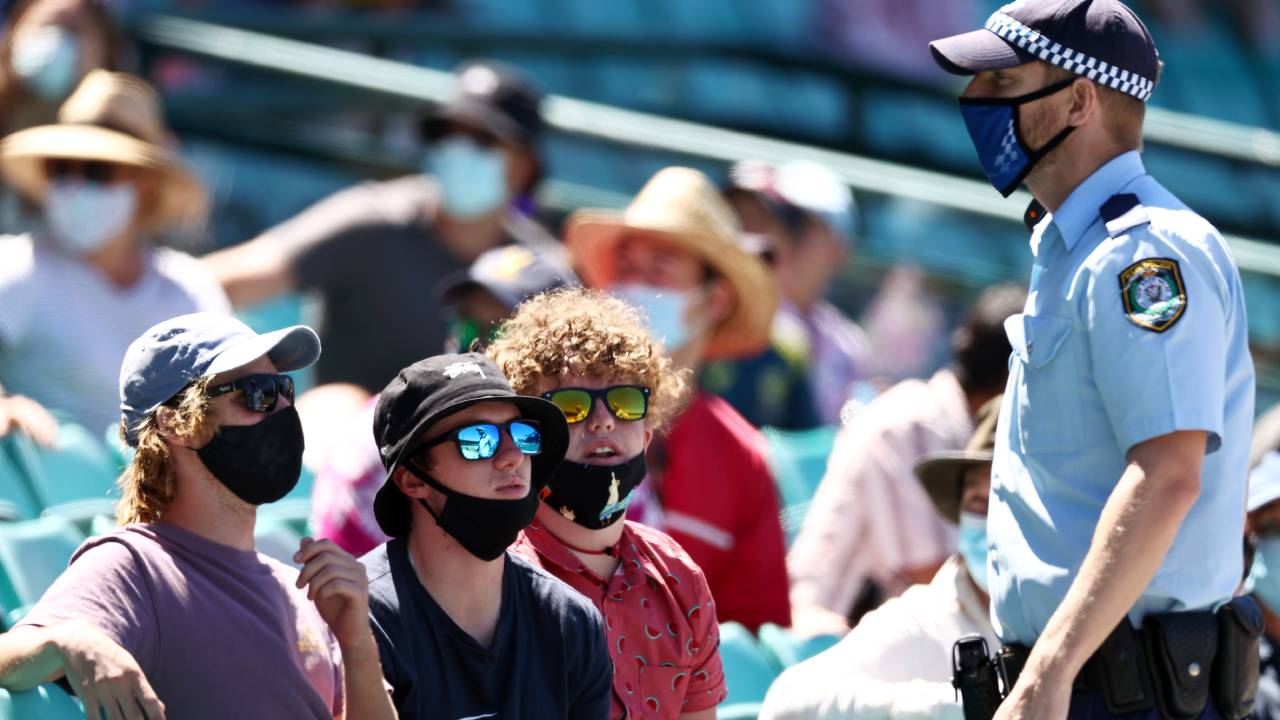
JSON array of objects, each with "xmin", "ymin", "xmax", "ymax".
[
  {"xmin": 541, "ymin": 453, "xmax": 646, "ymax": 530},
  {"xmin": 404, "ymin": 463, "xmax": 539, "ymax": 561},
  {"xmin": 196, "ymin": 405, "xmax": 304, "ymax": 506}
]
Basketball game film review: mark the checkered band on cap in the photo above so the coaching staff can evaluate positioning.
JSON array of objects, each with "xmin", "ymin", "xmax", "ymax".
[{"xmin": 985, "ymin": 11, "xmax": 1155, "ymax": 101}]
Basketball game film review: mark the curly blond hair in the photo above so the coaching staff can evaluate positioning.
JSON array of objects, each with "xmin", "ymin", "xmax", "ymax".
[
  {"xmin": 115, "ymin": 378, "xmax": 216, "ymax": 525},
  {"xmin": 487, "ymin": 288, "xmax": 690, "ymax": 431}
]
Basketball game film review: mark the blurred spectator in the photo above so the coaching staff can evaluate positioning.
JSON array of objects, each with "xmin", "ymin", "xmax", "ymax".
[
  {"xmin": 0, "ymin": 313, "xmax": 396, "ymax": 719},
  {"xmin": 859, "ymin": 264, "xmax": 948, "ymax": 384},
  {"xmin": 788, "ymin": 283, "xmax": 1024, "ymax": 635},
  {"xmin": 716, "ymin": 158, "xmax": 872, "ymax": 426},
  {"xmin": 0, "ymin": 70, "xmax": 228, "ymax": 435},
  {"xmin": 1245, "ymin": 451, "xmax": 1280, "ymax": 720},
  {"xmin": 492, "ymin": 288, "xmax": 727, "ymax": 719},
  {"xmin": 0, "ymin": 0, "xmax": 124, "ymax": 134},
  {"xmin": 310, "ymin": 244, "xmax": 573, "ymax": 557},
  {"xmin": 815, "ymin": 0, "xmax": 977, "ymax": 82},
  {"xmin": 440, "ymin": 244, "xmax": 576, "ymax": 353},
  {"xmin": 0, "ymin": 382, "xmax": 55, "ymax": 445},
  {"xmin": 564, "ymin": 166, "xmax": 791, "ymax": 631},
  {"xmin": 760, "ymin": 397, "xmax": 1001, "ymax": 719},
  {"xmin": 205, "ymin": 59, "xmax": 555, "ymax": 393},
  {"xmin": 1254, "ymin": 400, "xmax": 1280, "ymax": 469}
]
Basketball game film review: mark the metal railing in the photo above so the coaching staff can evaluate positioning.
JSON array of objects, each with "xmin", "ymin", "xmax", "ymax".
[{"xmin": 131, "ymin": 14, "xmax": 1280, "ymax": 279}]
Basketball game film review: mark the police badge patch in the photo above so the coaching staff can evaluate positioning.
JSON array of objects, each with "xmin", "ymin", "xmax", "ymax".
[{"xmin": 1118, "ymin": 258, "xmax": 1186, "ymax": 332}]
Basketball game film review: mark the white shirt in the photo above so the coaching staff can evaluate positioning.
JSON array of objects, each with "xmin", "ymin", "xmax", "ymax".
[
  {"xmin": 761, "ymin": 556, "xmax": 996, "ymax": 720},
  {"xmin": 0, "ymin": 234, "xmax": 230, "ymax": 434},
  {"xmin": 788, "ymin": 369, "xmax": 971, "ymax": 627}
]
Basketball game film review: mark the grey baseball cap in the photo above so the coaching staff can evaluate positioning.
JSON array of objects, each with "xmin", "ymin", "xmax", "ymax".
[
  {"xmin": 118, "ymin": 312, "xmax": 321, "ymax": 446},
  {"xmin": 440, "ymin": 245, "xmax": 577, "ymax": 310}
]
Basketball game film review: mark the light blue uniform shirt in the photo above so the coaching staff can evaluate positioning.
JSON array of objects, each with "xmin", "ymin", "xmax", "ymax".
[{"xmin": 988, "ymin": 151, "xmax": 1255, "ymax": 645}]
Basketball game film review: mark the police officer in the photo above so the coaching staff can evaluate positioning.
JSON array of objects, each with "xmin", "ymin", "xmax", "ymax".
[{"xmin": 931, "ymin": 1, "xmax": 1255, "ymax": 719}]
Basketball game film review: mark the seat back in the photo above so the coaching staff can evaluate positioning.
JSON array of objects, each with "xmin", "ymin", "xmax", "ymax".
[
  {"xmin": 0, "ymin": 438, "xmax": 40, "ymax": 520},
  {"xmin": 0, "ymin": 515, "xmax": 85, "ymax": 618},
  {"xmin": 11, "ymin": 424, "xmax": 119, "ymax": 510},
  {"xmin": 763, "ymin": 426, "xmax": 838, "ymax": 543},
  {"xmin": 717, "ymin": 622, "xmax": 778, "ymax": 705},
  {"xmin": 0, "ymin": 683, "xmax": 84, "ymax": 719},
  {"xmin": 756, "ymin": 622, "xmax": 841, "ymax": 670}
]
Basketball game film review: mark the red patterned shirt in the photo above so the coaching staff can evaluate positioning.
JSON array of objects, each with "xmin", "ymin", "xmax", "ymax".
[{"xmin": 512, "ymin": 520, "xmax": 727, "ymax": 719}]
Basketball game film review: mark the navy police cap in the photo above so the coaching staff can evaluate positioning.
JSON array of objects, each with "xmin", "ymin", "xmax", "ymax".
[{"xmin": 930, "ymin": 0, "xmax": 1160, "ymax": 102}]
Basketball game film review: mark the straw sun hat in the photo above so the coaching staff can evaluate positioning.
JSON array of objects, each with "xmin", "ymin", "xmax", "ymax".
[
  {"xmin": 0, "ymin": 69, "xmax": 206, "ymax": 229},
  {"xmin": 564, "ymin": 167, "xmax": 778, "ymax": 360}
]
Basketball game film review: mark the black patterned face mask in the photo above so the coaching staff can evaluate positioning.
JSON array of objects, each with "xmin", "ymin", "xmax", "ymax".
[{"xmin": 539, "ymin": 454, "xmax": 646, "ymax": 530}]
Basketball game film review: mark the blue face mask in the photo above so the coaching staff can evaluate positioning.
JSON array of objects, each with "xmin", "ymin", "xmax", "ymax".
[
  {"xmin": 1248, "ymin": 537, "xmax": 1280, "ymax": 616},
  {"xmin": 610, "ymin": 284, "xmax": 694, "ymax": 351},
  {"xmin": 11, "ymin": 26, "xmax": 79, "ymax": 101},
  {"xmin": 425, "ymin": 136, "xmax": 508, "ymax": 220},
  {"xmin": 958, "ymin": 511, "xmax": 989, "ymax": 592},
  {"xmin": 958, "ymin": 77, "xmax": 1077, "ymax": 197}
]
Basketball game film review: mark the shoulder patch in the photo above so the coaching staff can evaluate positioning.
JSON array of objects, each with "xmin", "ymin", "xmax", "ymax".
[
  {"xmin": 1118, "ymin": 258, "xmax": 1186, "ymax": 333},
  {"xmin": 1100, "ymin": 193, "xmax": 1150, "ymax": 238}
]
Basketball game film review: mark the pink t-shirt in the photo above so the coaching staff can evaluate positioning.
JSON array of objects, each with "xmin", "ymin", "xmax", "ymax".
[{"xmin": 17, "ymin": 522, "xmax": 344, "ymax": 719}]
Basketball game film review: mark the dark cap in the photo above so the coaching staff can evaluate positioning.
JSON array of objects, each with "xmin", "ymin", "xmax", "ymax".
[
  {"xmin": 441, "ymin": 245, "xmax": 577, "ymax": 310},
  {"xmin": 422, "ymin": 60, "xmax": 544, "ymax": 147},
  {"xmin": 914, "ymin": 396, "xmax": 1001, "ymax": 524},
  {"xmin": 930, "ymin": 0, "xmax": 1160, "ymax": 102},
  {"xmin": 371, "ymin": 352, "xmax": 569, "ymax": 537}
]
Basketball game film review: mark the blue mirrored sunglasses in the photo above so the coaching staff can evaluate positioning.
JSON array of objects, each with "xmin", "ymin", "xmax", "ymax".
[{"xmin": 418, "ymin": 420, "xmax": 543, "ymax": 461}]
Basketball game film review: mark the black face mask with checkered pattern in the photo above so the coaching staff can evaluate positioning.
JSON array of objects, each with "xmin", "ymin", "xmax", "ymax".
[{"xmin": 958, "ymin": 77, "xmax": 1077, "ymax": 197}]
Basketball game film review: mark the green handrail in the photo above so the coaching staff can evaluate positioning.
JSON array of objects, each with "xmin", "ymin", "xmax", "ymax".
[{"xmin": 131, "ymin": 14, "xmax": 1280, "ymax": 278}]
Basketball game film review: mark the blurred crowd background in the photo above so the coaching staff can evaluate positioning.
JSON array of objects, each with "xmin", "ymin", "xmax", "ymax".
[{"xmin": 0, "ymin": 0, "xmax": 1276, "ymax": 715}]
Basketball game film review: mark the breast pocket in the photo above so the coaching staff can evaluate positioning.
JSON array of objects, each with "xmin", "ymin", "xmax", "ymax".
[{"xmin": 1005, "ymin": 312, "xmax": 1083, "ymax": 453}]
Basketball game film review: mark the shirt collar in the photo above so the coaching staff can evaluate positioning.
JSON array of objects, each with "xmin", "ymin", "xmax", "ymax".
[{"xmin": 1047, "ymin": 151, "xmax": 1146, "ymax": 253}]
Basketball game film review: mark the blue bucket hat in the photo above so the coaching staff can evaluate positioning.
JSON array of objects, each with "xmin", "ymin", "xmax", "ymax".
[{"xmin": 118, "ymin": 312, "xmax": 321, "ymax": 446}]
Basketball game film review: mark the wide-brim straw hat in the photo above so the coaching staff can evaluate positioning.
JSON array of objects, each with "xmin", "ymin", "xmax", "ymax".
[
  {"xmin": 915, "ymin": 394, "xmax": 1002, "ymax": 524},
  {"xmin": 564, "ymin": 166, "xmax": 778, "ymax": 360},
  {"xmin": 0, "ymin": 70, "xmax": 206, "ymax": 230}
]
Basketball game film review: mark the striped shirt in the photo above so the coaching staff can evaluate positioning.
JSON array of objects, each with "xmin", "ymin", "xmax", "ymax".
[{"xmin": 0, "ymin": 233, "xmax": 230, "ymax": 434}]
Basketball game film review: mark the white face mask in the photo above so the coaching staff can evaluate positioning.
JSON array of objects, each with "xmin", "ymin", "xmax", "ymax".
[
  {"xmin": 425, "ymin": 136, "xmax": 508, "ymax": 220},
  {"xmin": 11, "ymin": 26, "xmax": 79, "ymax": 101},
  {"xmin": 44, "ymin": 179, "xmax": 138, "ymax": 255},
  {"xmin": 610, "ymin": 284, "xmax": 696, "ymax": 351}
]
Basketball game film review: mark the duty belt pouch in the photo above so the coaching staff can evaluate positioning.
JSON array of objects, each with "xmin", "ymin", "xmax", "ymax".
[
  {"xmin": 1089, "ymin": 619, "xmax": 1156, "ymax": 715},
  {"xmin": 1142, "ymin": 611, "xmax": 1218, "ymax": 719},
  {"xmin": 1211, "ymin": 596, "xmax": 1263, "ymax": 720}
]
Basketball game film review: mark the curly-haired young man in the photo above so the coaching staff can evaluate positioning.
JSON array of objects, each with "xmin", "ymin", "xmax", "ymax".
[{"xmin": 489, "ymin": 287, "xmax": 726, "ymax": 720}]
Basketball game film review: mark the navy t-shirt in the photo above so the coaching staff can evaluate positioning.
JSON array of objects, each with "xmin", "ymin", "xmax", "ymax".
[{"xmin": 363, "ymin": 538, "xmax": 613, "ymax": 719}]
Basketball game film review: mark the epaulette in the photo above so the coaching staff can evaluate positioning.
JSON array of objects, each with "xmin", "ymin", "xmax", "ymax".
[{"xmin": 1099, "ymin": 193, "xmax": 1150, "ymax": 239}]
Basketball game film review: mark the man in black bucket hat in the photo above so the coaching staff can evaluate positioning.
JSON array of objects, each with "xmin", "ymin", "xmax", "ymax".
[{"xmin": 360, "ymin": 352, "xmax": 612, "ymax": 720}]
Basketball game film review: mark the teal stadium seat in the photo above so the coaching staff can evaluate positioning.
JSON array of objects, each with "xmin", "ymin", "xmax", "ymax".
[
  {"xmin": 22, "ymin": 423, "xmax": 119, "ymax": 510},
  {"xmin": 0, "ymin": 515, "xmax": 85, "ymax": 626},
  {"xmin": 0, "ymin": 683, "xmax": 83, "ymax": 719},
  {"xmin": 756, "ymin": 622, "xmax": 840, "ymax": 670},
  {"xmin": 0, "ymin": 438, "xmax": 40, "ymax": 521},
  {"xmin": 763, "ymin": 426, "xmax": 837, "ymax": 544},
  {"xmin": 717, "ymin": 622, "xmax": 779, "ymax": 706}
]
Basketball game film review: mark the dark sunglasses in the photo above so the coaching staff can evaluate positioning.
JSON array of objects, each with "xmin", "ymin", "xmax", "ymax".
[
  {"xmin": 418, "ymin": 420, "xmax": 543, "ymax": 461},
  {"xmin": 438, "ymin": 124, "xmax": 501, "ymax": 148},
  {"xmin": 44, "ymin": 158, "xmax": 125, "ymax": 184},
  {"xmin": 540, "ymin": 385, "xmax": 650, "ymax": 424},
  {"xmin": 205, "ymin": 373, "xmax": 295, "ymax": 414}
]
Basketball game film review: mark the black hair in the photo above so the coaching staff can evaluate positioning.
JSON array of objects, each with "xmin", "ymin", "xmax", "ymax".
[{"xmin": 952, "ymin": 283, "xmax": 1028, "ymax": 395}]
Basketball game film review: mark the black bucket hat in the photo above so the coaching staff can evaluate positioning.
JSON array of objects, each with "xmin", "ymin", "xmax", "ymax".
[{"xmin": 371, "ymin": 352, "xmax": 569, "ymax": 537}]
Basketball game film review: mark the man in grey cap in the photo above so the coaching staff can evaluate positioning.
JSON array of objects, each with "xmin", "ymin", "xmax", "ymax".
[
  {"xmin": 0, "ymin": 313, "xmax": 395, "ymax": 720},
  {"xmin": 932, "ymin": 2, "xmax": 1256, "ymax": 719}
]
